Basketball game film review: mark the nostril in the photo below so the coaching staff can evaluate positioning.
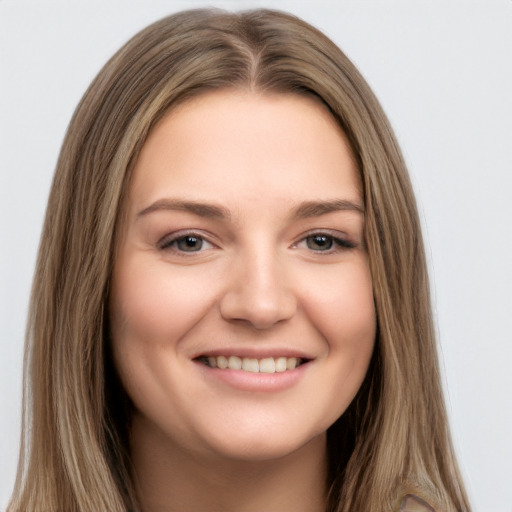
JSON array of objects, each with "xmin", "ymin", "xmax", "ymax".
[{"xmin": 219, "ymin": 292, "xmax": 297, "ymax": 329}]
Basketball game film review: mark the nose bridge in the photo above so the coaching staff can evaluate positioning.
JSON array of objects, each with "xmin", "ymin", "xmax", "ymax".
[{"xmin": 219, "ymin": 241, "xmax": 297, "ymax": 329}]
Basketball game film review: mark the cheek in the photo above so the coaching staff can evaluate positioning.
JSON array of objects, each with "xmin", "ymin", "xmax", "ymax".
[
  {"xmin": 303, "ymin": 260, "xmax": 376, "ymax": 350},
  {"xmin": 110, "ymin": 256, "xmax": 219, "ymax": 345},
  {"xmin": 299, "ymin": 260, "xmax": 376, "ymax": 413},
  {"xmin": 108, "ymin": 257, "xmax": 222, "ymax": 406},
  {"xmin": 108, "ymin": 257, "xmax": 221, "ymax": 423},
  {"xmin": 317, "ymin": 285, "xmax": 375, "ymax": 425}
]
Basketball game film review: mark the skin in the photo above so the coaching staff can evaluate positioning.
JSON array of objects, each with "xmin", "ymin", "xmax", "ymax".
[{"xmin": 110, "ymin": 90, "xmax": 376, "ymax": 512}]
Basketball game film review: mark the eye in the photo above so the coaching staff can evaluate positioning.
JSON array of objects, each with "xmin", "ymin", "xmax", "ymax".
[
  {"xmin": 159, "ymin": 232, "xmax": 214, "ymax": 253},
  {"xmin": 175, "ymin": 235, "xmax": 206, "ymax": 252},
  {"xmin": 295, "ymin": 231, "xmax": 356, "ymax": 253},
  {"xmin": 306, "ymin": 234, "xmax": 335, "ymax": 251}
]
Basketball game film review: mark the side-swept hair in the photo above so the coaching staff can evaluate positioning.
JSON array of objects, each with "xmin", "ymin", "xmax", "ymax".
[{"xmin": 9, "ymin": 8, "xmax": 470, "ymax": 512}]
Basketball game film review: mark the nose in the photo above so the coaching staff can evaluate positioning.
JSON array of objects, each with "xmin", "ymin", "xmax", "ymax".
[{"xmin": 219, "ymin": 249, "xmax": 297, "ymax": 330}]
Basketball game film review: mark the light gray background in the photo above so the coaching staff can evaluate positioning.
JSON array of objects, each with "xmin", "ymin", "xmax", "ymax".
[{"xmin": 1, "ymin": 1, "xmax": 511, "ymax": 510}]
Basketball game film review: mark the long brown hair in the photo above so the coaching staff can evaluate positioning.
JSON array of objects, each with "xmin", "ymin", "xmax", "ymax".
[{"xmin": 8, "ymin": 8, "xmax": 470, "ymax": 512}]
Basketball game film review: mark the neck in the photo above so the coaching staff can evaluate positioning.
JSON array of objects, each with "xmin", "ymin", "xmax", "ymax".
[{"xmin": 130, "ymin": 415, "xmax": 328, "ymax": 512}]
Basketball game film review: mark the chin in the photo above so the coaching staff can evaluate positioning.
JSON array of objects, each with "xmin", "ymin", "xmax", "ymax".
[{"xmin": 201, "ymin": 425, "xmax": 327, "ymax": 463}]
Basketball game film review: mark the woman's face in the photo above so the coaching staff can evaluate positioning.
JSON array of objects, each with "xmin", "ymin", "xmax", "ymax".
[{"xmin": 110, "ymin": 90, "xmax": 376, "ymax": 462}]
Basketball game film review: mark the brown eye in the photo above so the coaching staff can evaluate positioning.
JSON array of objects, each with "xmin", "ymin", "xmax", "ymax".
[
  {"xmin": 159, "ymin": 233, "xmax": 214, "ymax": 254},
  {"xmin": 296, "ymin": 232, "xmax": 356, "ymax": 253},
  {"xmin": 306, "ymin": 235, "xmax": 334, "ymax": 251},
  {"xmin": 175, "ymin": 236, "xmax": 204, "ymax": 252}
]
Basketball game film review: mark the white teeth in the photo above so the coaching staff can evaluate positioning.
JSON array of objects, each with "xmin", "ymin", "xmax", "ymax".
[
  {"xmin": 275, "ymin": 357, "xmax": 287, "ymax": 372},
  {"xmin": 202, "ymin": 355, "xmax": 303, "ymax": 372},
  {"xmin": 217, "ymin": 355, "xmax": 228, "ymax": 369},
  {"xmin": 242, "ymin": 358, "xmax": 259, "ymax": 372},
  {"xmin": 228, "ymin": 356, "xmax": 242, "ymax": 370},
  {"xmin": 286, "ymin": 357, "xmax": 298, "ymax": 370},
  {"xmin": 259, "ymin": 358, "xmax": 275, "ymax": 373}
]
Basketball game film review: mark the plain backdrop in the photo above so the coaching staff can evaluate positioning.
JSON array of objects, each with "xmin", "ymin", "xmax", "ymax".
[{"xmin": 1, "ymin": 1, "xmax": 511, "ymax": 510}]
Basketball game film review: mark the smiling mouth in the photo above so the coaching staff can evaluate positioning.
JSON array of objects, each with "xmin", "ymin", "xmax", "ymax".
[{"xmin": 197, "ymin": 355, "xmax": 307, "ymax": 373}]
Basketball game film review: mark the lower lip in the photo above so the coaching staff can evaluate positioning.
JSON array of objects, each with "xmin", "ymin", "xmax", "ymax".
[{"xmin": 194, "ymin": 360, "xmax": 310, "ymax": 392}]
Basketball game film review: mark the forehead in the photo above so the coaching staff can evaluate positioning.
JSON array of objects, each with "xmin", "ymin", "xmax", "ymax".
[{"xmin": 128, "ymin": 90, "xmax": 361, "ymax": 216}]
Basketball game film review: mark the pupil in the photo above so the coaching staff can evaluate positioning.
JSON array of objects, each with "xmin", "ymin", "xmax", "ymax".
[
  {"xmin": 178, "ymin": 236, "xmax": 202, "ymax": 251},
  {"xmin": 308, "ymin": 235, "xmax": 333, "ymax": 251}
]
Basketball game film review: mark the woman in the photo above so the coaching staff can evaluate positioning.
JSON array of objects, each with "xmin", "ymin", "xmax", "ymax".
[{"xmin": 8, "ymin": 8, "xmax": 470, "ymax": 512}]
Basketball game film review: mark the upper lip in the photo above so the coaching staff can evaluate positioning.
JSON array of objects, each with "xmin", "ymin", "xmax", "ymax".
[{"xmin": 192, "ymin": 348, "xmax": 315, "ymax": 360}]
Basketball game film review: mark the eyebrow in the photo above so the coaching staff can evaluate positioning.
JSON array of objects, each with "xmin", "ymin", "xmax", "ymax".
[
  {"xmin": 291, "ymin": 199, "xmax": 364, "ymax": 219},
  {"xmin": 137, "ymin": 198, "xmax": 231, "ymax": 220},
  {"xmin": 136, "ymin": 198, "xmax": 364, "ymax": 222}
]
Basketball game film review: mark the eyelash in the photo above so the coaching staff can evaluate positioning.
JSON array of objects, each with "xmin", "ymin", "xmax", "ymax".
[
  {"xmin": 158, "ymin": 231, "xmax": 214, "ymax": 255},
  {"xmin": 293, "ymin": 231, "xmax": 356, "ymax": 253},
  {"xmin": 158, "ymin": 230, "xmax": 355, "ymax": 256}
]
